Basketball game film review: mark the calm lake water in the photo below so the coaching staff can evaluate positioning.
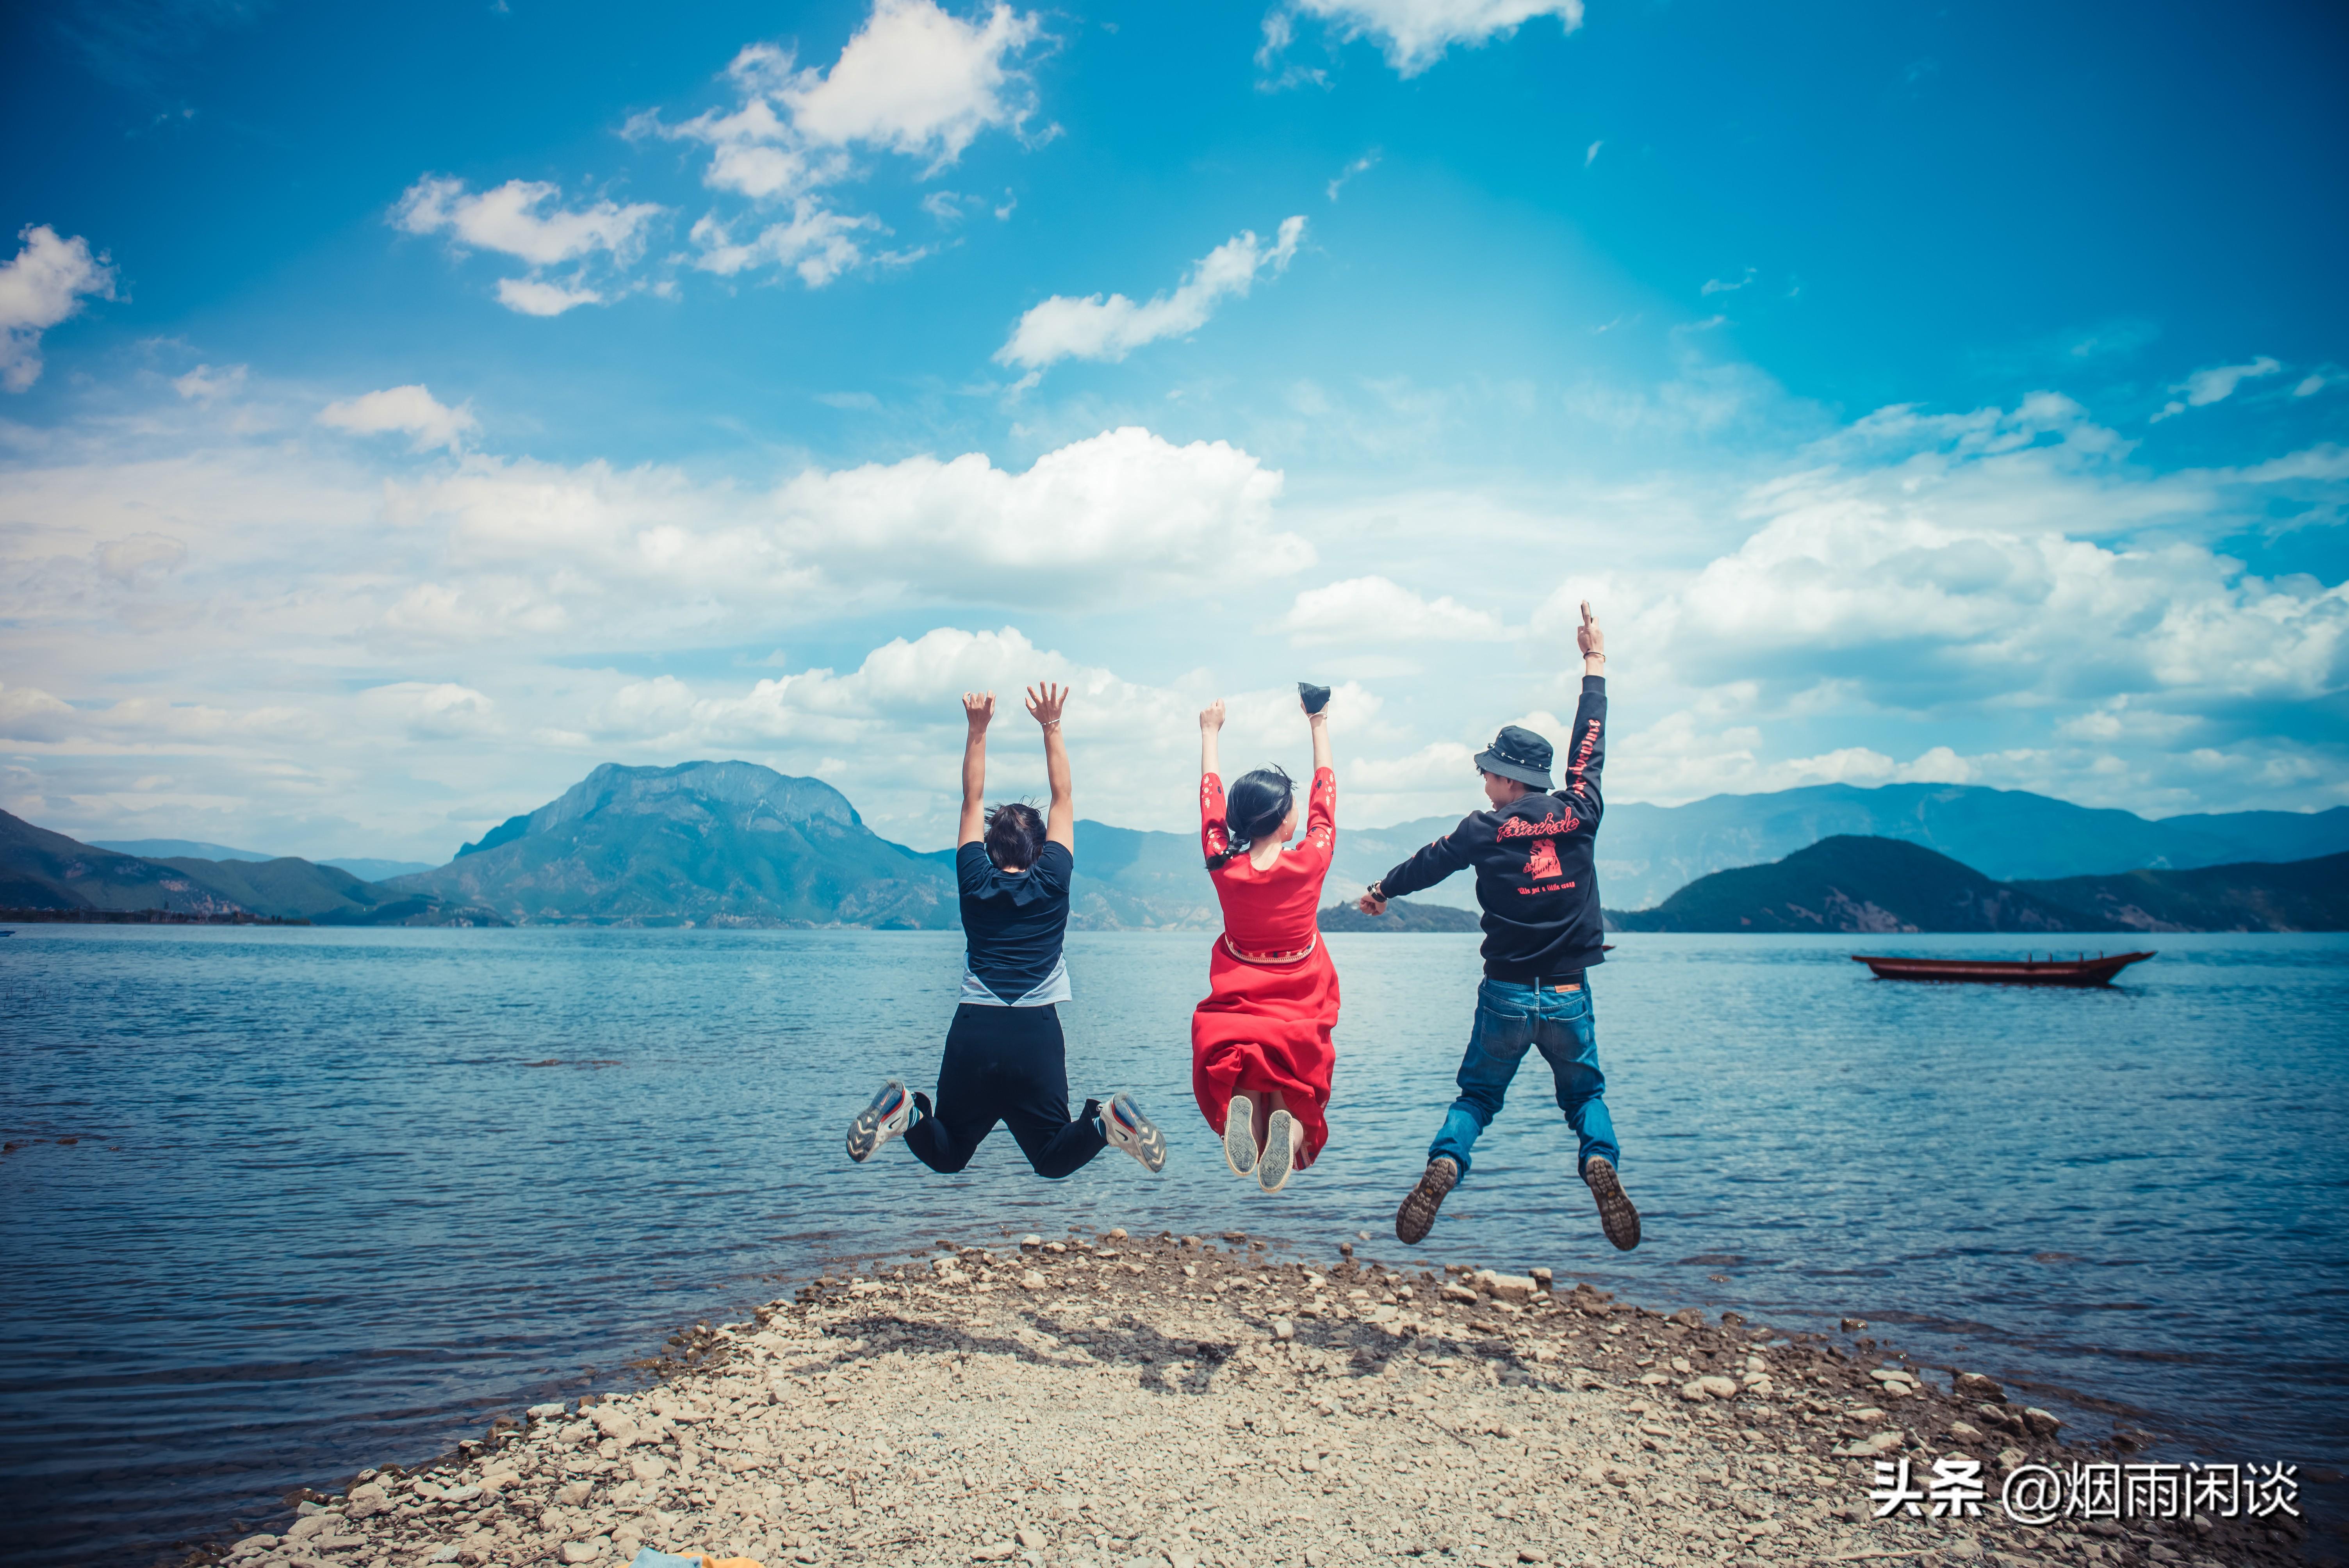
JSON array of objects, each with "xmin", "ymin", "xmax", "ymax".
[{"xmin": 2, "ymin": 927, "xmax": 2344, "ymax": 1562}]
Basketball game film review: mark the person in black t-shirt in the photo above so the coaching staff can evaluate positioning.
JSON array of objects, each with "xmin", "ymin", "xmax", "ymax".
[{"xmin": 845, "ymin": 682, "xmax": 1167, "ymax": 1179}]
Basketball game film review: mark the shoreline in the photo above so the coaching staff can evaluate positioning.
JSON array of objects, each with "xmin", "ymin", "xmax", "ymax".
[{"xmin": 204, "ymin": 1230, "xmax": 2312, "ymax": 1568}]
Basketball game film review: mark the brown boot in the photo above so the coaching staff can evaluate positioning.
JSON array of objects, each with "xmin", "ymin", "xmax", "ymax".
[
  {"xmin": 1394, "ymin": 1157, "xmax": 1459, "ymax": 1245},
  {"xmin": 1583, "ymin": 1155, "xmax": 1640, "ymax": 1251}
]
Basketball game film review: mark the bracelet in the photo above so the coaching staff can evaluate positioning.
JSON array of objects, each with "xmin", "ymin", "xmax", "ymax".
[{"xmin": 1040, "ymin": 720, "xmax": 1062, "ymax": 730}]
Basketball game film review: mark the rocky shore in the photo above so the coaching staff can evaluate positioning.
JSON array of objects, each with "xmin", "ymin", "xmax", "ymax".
[{"xmin": 216, "ymin": 1231, "xmax": 2308, "ymax": 1568}]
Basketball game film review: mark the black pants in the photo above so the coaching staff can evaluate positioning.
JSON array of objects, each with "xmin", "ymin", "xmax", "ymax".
[{"xmin": 905, "ymin": 1003, "xmax": 1109, "ymax": 1180}]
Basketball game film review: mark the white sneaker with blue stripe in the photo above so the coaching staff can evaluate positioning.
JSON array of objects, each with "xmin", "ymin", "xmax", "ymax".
[
  {"xmin": 1102, "ymin": 1092, "xmax": 1167, "ymax": 1173},
  {"xmin": 846, "ymin": 1078, "xmax": 915, "ymax": 1163}
]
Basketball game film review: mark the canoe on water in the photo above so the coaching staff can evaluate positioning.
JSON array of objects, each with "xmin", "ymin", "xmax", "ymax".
[{"xmin": 1850, "ymin": 950, "xmax": 2157, "ymax": 987}]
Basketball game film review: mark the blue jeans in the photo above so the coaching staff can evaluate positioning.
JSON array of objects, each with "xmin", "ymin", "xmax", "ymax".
[{"xmin": 1428, "ymin": 976, "xmax": 1618, "ymax": 1181}]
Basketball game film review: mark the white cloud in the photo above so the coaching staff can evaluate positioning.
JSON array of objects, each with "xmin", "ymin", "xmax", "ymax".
[
  {"xmin": 0, "ymin": 225, "xmax": 118, "ymax": 392},
  {"xmin": 358, "ymin": 681, "xmax": 498, "ymax": 740},
  {"xmin": 2151, "ymin": 356, "xmax": 2281, "ymax": 421},
  {"xmin": 631, "ymin": 2, "xmax": 1043, "ymax": 285},
  {"xmin": 171, "ymin": 363, "xmax": 247, "ymax": 401},
  {"xmin": 1701, "ymin": 267, "xmax": 1755, "ymax": 296},
  {"xmin": 392, "ymin": 177, "xmax": 663, "ymax": 315},
  {"xmin": 1584, "ymin": 140, "xmax": 1601, "ymax": 167},
  {"xmin": 2294, "ymin": 373, "xmax": 2328, "ymax": 398},
  {"xmin": 688, "ymin": 202, "xmax": 881, "ymax": 287},
  {"xmin": 1326, "ymin": 150, "xmax": 1380, "ymax": 200},
  {"xmin": 494, "ymin": 278, "xmax": 603, "ymax": 316},
  {"xmin": 782, "ymin": 0, "xmax": 1043, "ymax": 166},
  {"xmin": 996, "ymin": 217, "xmax": 1306, "ymax": 375},
  {"xmin": 393, "ymin": 178, "xmax": 662, "ymax": 267},
  {"xmin": 1270, "ymin": 0, "xmax": 1584, "ymax": 77},
  {"xmin": 318, "ymin": 385, "xmax": 478, "ymax": 453},
  {"xmin": 1273, "ymin": 575, "xmax": 1508, "ymax": 645}
]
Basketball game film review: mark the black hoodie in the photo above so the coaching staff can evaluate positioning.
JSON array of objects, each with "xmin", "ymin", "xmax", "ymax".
[{"xmin": 1375, "ymin": 676, "xmax": 1607, "ymax": 982}]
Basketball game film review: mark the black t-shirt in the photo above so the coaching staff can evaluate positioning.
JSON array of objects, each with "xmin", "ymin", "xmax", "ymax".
[{"xmin": 955, "ymin": 840, "xmax": 1074, "ymax": 1004}]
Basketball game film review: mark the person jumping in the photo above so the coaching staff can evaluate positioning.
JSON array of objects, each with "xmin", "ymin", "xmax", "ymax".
[
  {"xmin": 846, "ymin": 682, "xmax": 1166, "ymax": 1178},
  {"xmin": 1192, "ymin": 686, "xmax": 1340, "ymax": 1197},
  {"xmin": 1360, "ymin": 603, "xmax": 1638, "ymax": 1251}
]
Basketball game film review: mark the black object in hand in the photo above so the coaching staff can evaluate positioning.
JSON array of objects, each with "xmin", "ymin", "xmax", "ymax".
[{"xmin": 1298, "ymin": 682, "xmax": 1331, "ymax": 715}]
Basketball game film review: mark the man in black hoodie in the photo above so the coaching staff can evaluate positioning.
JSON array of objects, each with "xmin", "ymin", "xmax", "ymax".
[{"xmin": 1358, "ymin": 601, "xmax": 1638, "ymax": 1251}]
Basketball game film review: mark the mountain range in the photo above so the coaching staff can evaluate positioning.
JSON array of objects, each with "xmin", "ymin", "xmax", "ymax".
[
  {"xmin": 1606, "ymin": 835, "xmax": 2349, "ymax": 934},
  {"xmin": 0, "ymin": 811, "xmax": 501, "ymax": 925},
  {"xmin": 11, "ymin": 760, "xmax": 2347, "ymax": 933}
]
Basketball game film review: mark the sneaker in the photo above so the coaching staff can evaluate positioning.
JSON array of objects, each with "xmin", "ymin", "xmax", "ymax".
[
  {"xmin": 1102, "ymin": 1092, "xmax": 1167, "ymax": 1174},
  {"xmin": 1257, "ymin": 1109, "xmax": 1302, "ymax": 1195},
  {"xmin": 1394, "ymin": 1156, "xmax": 1459, "ymax": 1245},
  {"xmin": 1584, "ymin": 1155, "xmax": 1641, "ymax": 1251},
  {"xmin": 846, "ymin": 1078, "xmax": 914, "ymax": 1163},
  {"xmin": 1223, "ymin": 1091, "xmax": 1260, "ymax": 1178}
]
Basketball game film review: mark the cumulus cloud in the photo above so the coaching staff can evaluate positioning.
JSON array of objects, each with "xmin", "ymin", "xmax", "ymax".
[
  {"xmin": 0, "ymin": 225, "xmax": 118, "ymax": 392},
  {"xmin": 688, "ymin": 202, "xmax": 882, "ymax": 286},
  {"xmin": 392, "ymin": 176, "xmax": 661, "ymax": 314},
  {"xmin": 318, "ymin": 385, "xmax": 478, "ymax": 453},
  {"xmin": 1273, "ymin": 575, "xmax": 1508, "ymax": 645},
  {"xmin": 1266, "ymin": 0, "xmax": 1583, "ymax": 78},
  {"xmin": 627, "ymin": 1, "xmax": 1043, "ymax": 285},
  {"xmin": 996, "ymin": 217, "xmax": 1306, "ymax": 375},
  {"xmin": 357, "ymin": 681, "xmax": 497, "ymax": 740},
  {"xmin": 394, "ymin": 178, "xmax": 662, "ymax": 267},
  {"xmin": 2151, "ymin": 356, "xmax": 2282, "ymax": 421}
]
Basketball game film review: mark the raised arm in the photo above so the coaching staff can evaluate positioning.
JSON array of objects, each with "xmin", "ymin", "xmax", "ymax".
[
  {"xmin": 1199, "ymin": 699, "xmax": 1224, "ymax": 780},
  {"xmin": 957, "ymin": 691, "xmax": 994, "ymax": 848},
  {"xmin": 1307, "ymin": 700, "xmax": 1332, "ymax": 775},
  {"xmin": 1558, "ymin": 600, "xmax": 1608, "ymax": 826},
  {"xmin": 1027, "ymin": 681, "xmax": 1074, "ymax": 852}
]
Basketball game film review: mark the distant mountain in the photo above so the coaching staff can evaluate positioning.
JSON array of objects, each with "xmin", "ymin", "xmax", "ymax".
[
  {"xmin": 1376, "ymin": 782, "xmax": 2349, "ymax": 911},
  {"xmin": 1319, "ymin": 897, "xmax": 1483, "ymax": 933},
  {"xmin": 387, "ymin": 761, "xmax": 959, "ymax": 927},
  {"xmin": 2, "ymin": 813, "xmax": 495, "ymax": 925},
  {"xmin": 322, "ymin": 858, "xmax": 438, "ymax": 882},
  {"xmin": 92, "ymin": 837, "xmax": 274, "ymax": 863},
  {"xmin": 3, "ymin": 812, "xmax": 249, "ymax": 915},
  {"xmin": 1607, "ymin": 836, "xmax": 2122, "ymax": 934},
  {"xmin": 153, "ymin": 856, "xmax": 504, "ymax": 927},
  {"xmin": 2015, "ymin": 852, "xmax": 2349, "ymax": 933}
]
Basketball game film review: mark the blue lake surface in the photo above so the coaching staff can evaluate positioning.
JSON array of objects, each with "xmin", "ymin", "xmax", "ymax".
[{"xmin": 2, "ymin": 926, "xmax": 2345, "ymax": 1562}]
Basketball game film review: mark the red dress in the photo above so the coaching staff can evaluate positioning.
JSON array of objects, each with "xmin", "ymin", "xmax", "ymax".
[{"xmin": 1191, "ymin": 766, "xmax": 1340, "ymax": 1168}]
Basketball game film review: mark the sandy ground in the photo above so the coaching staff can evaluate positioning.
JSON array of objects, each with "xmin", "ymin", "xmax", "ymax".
[{"xmin": 218, "ymin": 1229, "xmax": 2312, "ymax": 1568}]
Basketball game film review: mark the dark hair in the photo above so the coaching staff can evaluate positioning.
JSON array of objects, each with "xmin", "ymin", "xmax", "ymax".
[
  {"xmin": 984, "ymin": 801, "xmax": 1046, "ymax": 871},
  {"xmin": 1208, "ymin": 766, "xmax": 1294, "ymax": 870}
]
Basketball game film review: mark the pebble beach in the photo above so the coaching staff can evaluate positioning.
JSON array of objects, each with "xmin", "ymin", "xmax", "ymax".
[{"xmin": 210, "ymin": 1230, "xmax": 2310, "ymax": 1568}]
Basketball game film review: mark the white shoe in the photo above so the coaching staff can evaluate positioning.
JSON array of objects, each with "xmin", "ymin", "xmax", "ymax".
[
  {"xmin": 1101, "ymin": 1092, "xmax": 1167, "ymax": 1173},
  {"xmin": 1257, "ymin": 1109, "xmax": 1301, "ymax": 1195},
  {"xmin": 1223, "ymin": 1091, "xmax": 1260, "ymax": 1177},
  {"xmin": 846, "ymin": 1078, "xmax": 914, "ymax": 1163}
]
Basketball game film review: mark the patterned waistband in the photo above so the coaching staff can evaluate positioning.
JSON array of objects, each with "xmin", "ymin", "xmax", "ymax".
[{"xmin": 1222, "ymin": 932, "xmax": 1320, "ymax": 966}]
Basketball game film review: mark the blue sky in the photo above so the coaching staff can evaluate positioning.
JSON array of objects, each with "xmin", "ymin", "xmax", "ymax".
[{"xmin": 3, "ymin": 0, "xmax": 2345, "ymax": 862}]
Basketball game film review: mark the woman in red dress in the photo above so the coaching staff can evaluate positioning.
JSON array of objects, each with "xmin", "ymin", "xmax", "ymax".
[{"xmin": 1193, "ymin": 690, "xmax": 1339, "ymax": 1195}]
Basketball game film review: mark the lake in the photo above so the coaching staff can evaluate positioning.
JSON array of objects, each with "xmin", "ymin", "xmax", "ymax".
[{"xmin": 2, "ymin": 926, "xmax": 2343, "ymax": 1563}]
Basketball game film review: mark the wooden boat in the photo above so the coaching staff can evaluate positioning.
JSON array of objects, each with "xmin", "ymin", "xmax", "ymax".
[{"xmin": 1850, "ymin": 950, "xmax": 2155, "ymax": 987}]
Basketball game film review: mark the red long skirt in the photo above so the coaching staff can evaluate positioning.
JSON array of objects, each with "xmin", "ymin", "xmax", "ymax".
[{"xmin": 1191, "ymin": 939, "xmax": 1339, "ymax": 1169}]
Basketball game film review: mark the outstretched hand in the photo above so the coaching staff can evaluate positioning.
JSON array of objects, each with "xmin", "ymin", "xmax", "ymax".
[
  {"xmin": 962, "ymin": 691, "xmax": 996, "ymax": 732},
  {"xmin": 1026, "ymin": 682, "xmax": 1069, "ymax": 727},
  {"xmin": 1199, "ymin": 699, "xmax": 1226, "ymax": 732}
]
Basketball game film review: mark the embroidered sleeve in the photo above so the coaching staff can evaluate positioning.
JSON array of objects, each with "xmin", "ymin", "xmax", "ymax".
[
  {"xmin": 1304, "ymin": 766, "xmax": 1337, "ymax": 855},
  {"xmin": 1200, "ymin": 772, "xmax": 1228, "ymax": 864}
]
